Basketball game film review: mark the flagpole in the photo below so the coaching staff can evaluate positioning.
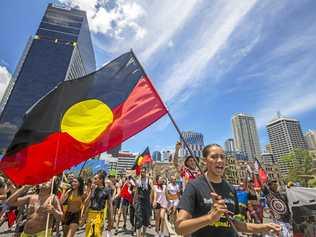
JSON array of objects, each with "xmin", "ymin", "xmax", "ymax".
[
  {"xmin": 166, "ymin": 113, "xmax": 241, "ymax": 235},
  {"xmin": 130, "ymin": 49, "xmax": 241, "ymax": 236},
  {"xmin": 79, "ymin": 159, "xmax": 88, "ymax": 177}
]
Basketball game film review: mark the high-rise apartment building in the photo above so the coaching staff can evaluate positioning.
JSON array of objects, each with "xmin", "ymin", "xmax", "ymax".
[
  {"xmin": 304, "ymin": 130, "xmax": 316, "ymax": 150},
  {"xmin": 224, "ymin": 138, "xmax": 235, "ymax": 153},
  {"xmin": 232, "ymin": 113, "xmax": 261, "ymax": 161},
  {"xmin": 115, "ymin": 151, "xmax": 136, "ymax": 175},
  {"xmin": 267, "ymin": 115, "xmax": 306, "ymax": 174},
  {"xmin": 0, "ymin": 3, "xmax": 95, "ymax": 149},
  {"xmin": 180, "ymin": 131, "xmax": 204, "ymax": 158},
  {"xmin": 152, "ymin": 151, "xmax": 162, "ymax": 162}
]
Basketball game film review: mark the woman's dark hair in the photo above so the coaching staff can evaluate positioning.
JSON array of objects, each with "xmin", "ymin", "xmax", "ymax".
[
  {"xmin": 96, "ymin": 173, "xmax": 106, "ymax": 187},
  {"xmin": 52, "ymin": 177, "xmax": 61, "ymax": 194},
  {"xmin": 87, "ymin": 178, "xmax": 92, "ymax": 186},
  {"xmin": 0, "ymin": 180, "xmax": 5, "ymax": 189},
  {"xmin": 71, "ymin": 177, "xmax": 84, "ymax": 196},
  {"xmin": 184, "ymin": 155, "xmax": 194, "ymax": 167},
  {"xmin": 155, "ymin": 175, "xmax": 161, "ymax": 184},
  {"xmin": 202, "ymin": 144, "xmax": 222, "ymax": 158}
]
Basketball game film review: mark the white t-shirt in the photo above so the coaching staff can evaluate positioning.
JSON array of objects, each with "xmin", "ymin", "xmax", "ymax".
[
  {"xmin": 154, "ymin": 185, "xmax": 168, "ymax": 208},
  {"xmin": 167, "ymin": 183, "xmax": 180, "ymax": 196}
]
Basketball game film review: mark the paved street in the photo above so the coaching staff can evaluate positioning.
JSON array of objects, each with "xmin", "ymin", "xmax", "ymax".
[{"xmin": 0, "ymin": 217, "xmax": 170, "ymax": 237}]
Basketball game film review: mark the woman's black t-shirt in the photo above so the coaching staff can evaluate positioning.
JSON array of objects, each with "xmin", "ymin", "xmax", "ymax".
[{"xmin": 177, "ymin": 176, "xmax": 239, "ymax": 237}]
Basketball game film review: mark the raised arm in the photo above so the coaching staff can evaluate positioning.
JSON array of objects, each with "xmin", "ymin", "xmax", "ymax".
[
  {"xmin": 173, "ymin": 141, "xmax": 182, "ymax": 174},
  {"xmin": 6, "ymin": 186, "xmax": 31, "ymax": 207}
]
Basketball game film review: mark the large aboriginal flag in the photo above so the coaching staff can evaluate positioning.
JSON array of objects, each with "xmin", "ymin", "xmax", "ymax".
[
  {"xmin": 132, "ymin": 147, "xmax": 152, "ymax": 176},
  {"xmin": 0, "ymin": 51, "xmax": 167, "ymax": 185}
]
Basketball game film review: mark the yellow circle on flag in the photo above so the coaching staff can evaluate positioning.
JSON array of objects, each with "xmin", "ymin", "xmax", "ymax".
[{"xmin": 61, "ymin": 99, "xmax": 113, "ymax": 143}]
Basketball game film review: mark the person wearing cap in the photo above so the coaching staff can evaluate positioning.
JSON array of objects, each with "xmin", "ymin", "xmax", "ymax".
[
  {"xmin": 173, "ymin": 141, "xmax": 200, "ymax": 191},
  {"xmin": 176, "ymin": 144, "xmax": 281, "ymax": 237}
]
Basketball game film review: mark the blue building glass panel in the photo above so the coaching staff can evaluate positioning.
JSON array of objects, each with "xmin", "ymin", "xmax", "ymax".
[{"xmin": 0, "ymin": 4, "xmax": 95, "ymax": 149}]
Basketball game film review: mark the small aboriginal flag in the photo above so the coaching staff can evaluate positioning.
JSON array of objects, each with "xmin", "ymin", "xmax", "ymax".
[
  {"xmin": 132, "ymin": 147, "xmax": 152, "ymax": 176},
  {"xmin": 0, "ymin": 51, "xmax": 167, "ymax": 185}
]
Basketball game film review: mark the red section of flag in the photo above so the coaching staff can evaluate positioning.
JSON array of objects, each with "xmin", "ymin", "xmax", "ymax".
[
  {"xmin": 253, "ymin": 175, "xmax": 261, "ymax": 189},
  {"xmin": 0, "ymin": 76, "xmax": 167, "ymax": 185},
  {"xmin": 258, "ymin": 167, "xmax": 268, "ymax": 185},
  {"xmin": 135, "ymin": 166, "xmax": 141, "ymax": 176},
  {"xmin": 140, "ymin": 153, "xmax": 152, "ymax": 165}
]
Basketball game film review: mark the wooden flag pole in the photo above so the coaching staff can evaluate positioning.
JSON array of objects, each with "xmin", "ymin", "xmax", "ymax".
[{"xmin": 45, "ymin": 176, "xmax": 55, "ymax": 237}]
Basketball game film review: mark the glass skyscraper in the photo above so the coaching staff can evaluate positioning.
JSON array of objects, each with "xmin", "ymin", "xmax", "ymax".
[
  {"xmin": 0, "ymin": 3, "xmax": 95, "ymax": 150},
  {"xmin": 180, "ymin": 131, "xmax": 205, "ymax": 158},
  {"xmin": 232, "ymin": 113, "xmax": 261, "ymax": 161}
]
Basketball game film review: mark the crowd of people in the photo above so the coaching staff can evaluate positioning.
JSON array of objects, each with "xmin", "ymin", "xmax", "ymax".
[{"xmin": 0, "ymin": 142, "xmax": 313, "ymax": 237}]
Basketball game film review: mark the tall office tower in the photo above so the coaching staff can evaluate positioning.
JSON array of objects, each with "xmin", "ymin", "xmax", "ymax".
[
  {"xmin": 224, "ymin": 138, "xmax": 235, "ymax": 153},
  {"xmin": 304, "ymin": 130, "xmax": 316, "ymax": 150},
  {"xmin": 232, "ymin": 113, "xmax": 261, "ymax": 161},
  {"xmin": 152, "ymin": 151, "xmax": 162, "ymax": 162},
  {"xmin": 180, "ymin": 131, "xmax": 205, "ymax": 158},
  {"xmin": 267, "ymin": 115, "xmax": 307, "ymax": 174},
  {"xmin": 0, "ymin": 3, "xmax": 95, "ymax": 150}
]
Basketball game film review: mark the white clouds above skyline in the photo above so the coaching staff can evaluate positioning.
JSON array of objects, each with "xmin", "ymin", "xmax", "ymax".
[{"xmin": 7, "ymin": 0, "xmax": 309, "ymax": 151}]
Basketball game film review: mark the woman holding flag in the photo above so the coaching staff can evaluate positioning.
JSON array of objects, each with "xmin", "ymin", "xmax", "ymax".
[
  {"xmin": 7, "ymin": 179, "xmax": 63, "ymax": 237},
  {"xmin": 176, "ymin": 144, "xmax": 281, "ymax": 237},
  {"xmin": 173, "ymin": 142, "xmax": 200, "ymax": 191}
]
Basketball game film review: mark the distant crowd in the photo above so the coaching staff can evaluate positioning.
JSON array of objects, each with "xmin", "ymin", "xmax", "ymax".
[{"xmin": 0, "ymin": 142, "xmax": 315, "ymax": 237}]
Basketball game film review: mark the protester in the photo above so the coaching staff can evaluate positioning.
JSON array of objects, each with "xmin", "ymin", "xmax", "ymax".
[
  {"xmin": 262, "ymin": 180, "xmax": 293, "ymax": 237},
  {"xmin": 61, "ymin": 177, "xmax": 86, "ymax": 237},
  {"xmin": 112, "ymin": 178, "xmax": 122, "ymax": 224},
  {"xmin": 173, "ymin": 142, "xmax": 200, "ymax": 190},
  {"xmin": 134, "ymin": 167, "xmax": 152, "ymax": 237},
  {"xmin": 176, "ymin": 144, "xmax": 281, "ymax": 237},
  {"xmin": 115, "ymin": 176, "xmax": 133, "ymax": 234},
  {"xmin": 7, "ymin": 179, "xmax": 63, "ymax": 237},
  {"xmin": 166, "ymin": 175, "xmax": 180, "ymax": 225},
  {"xmin": 153, "ymin": 175, "xmax": 168, "ymax": 237},
  {"xmin": 84, "ymin": 173, "xmax": 113, "ymax": 237}
]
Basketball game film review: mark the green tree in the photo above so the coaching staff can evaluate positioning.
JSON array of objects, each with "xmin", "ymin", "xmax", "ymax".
[{"xmin": 280, "ymin": 149, "xmax": 313, "ymax": 187}]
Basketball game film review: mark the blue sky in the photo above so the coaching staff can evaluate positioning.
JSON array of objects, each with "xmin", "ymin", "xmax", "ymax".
[{"xmin": 1, "ymin": 0, "xmax": 316, "ymax": 154}]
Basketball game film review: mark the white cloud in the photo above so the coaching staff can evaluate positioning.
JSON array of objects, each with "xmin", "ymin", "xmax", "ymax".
[
  {"xmin": 160, "ymin": 0, "xmax": 257, "ymax": 102},
  {"xmin": 0, "ymin": 65, "xmax": 11, "ymax": 102},
  {"xmin": 59, "ymin": 0, "xmax": 146, "ymax": 40},
  {"xmin": 59, "ymin": 0, "xmax": 199, "ymax": 62}
]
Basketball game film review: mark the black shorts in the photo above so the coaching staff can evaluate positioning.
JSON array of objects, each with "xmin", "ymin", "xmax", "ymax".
[
  {"xmin": 114, "ymin": 198, "xmax": 129, "ymax": 209},
  {"xmin": 114, "ymin": 197, "xmax": 121, "ymax": 209},
  {"xmin": 64, "ymin": 211, "xmax": 80, "ymax": 225},
  {"xmin": 154, "ymin": 203, "xmax": 161, "ymax": 210}
]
